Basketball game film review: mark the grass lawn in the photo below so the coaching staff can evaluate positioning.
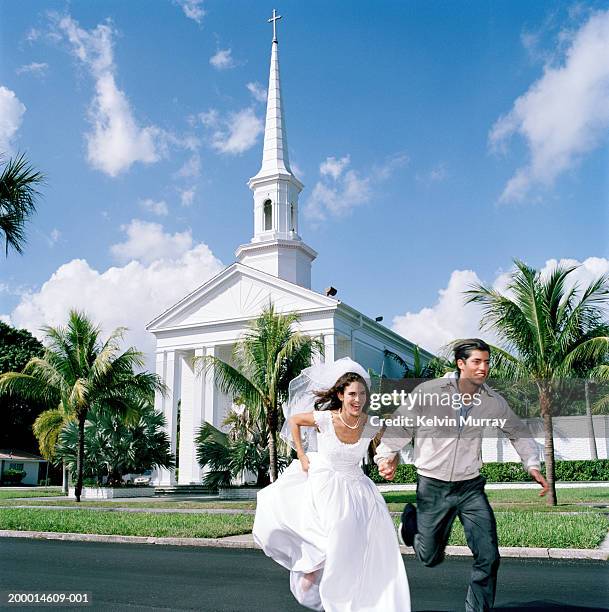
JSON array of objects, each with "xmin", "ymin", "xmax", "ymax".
[
  {"xmin": 0, "ymin": 508, "xmax": 254, "ymax": 538},
  {"xmin": 0, "ymin": 506, "xmax": 605, "ymax": 548},
  {"xmin": 392, "ymin": 511, "xmax": 608, "ymax": 549},
  {"xmin": 383, "ymin": 487, "xmax": 609, "ymax": 513},
  {"xmin": 0, "ymin": 499, "xmax": 255, "ymax": 510},
  {"xmin": 0, "ymin": 489, "xmax": 63, "ymax": 500}
]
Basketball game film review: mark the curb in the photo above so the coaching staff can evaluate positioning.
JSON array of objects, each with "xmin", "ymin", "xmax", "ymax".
[
  {"xmin": 0, "ymin": 530, "xmax": 607, "ymax": 560},
  {"xmin": 397, "ymin": 544, "xmax": 608, "ymax": 561},
  {"xmin": 0, "ymin": 530, "xmax": 259, "ymax": 549}
]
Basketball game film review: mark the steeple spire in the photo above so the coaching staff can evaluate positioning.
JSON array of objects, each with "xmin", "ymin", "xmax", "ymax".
[{"xmin": 251, "ymin": 9, "xmax": 294, "ymax": 180}]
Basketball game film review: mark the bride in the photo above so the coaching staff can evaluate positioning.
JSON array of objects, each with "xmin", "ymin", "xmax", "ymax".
[{"xmin": 253, "ymin": 358, "xmax": 411, "ymax": 611}]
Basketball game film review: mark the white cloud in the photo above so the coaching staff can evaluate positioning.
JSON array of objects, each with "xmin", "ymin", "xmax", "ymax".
[
  {"xmin": 0, "ymin": 86, "xmax": 26, "ymax": 155},
  {"xmin": 392, "ymin": 270, "xmax": 488, "ymax": 355},
  {"xmin": 110, "ymin": 219, "xmax": 193, "ymax": 265},
  {"xmin": 392, "ymin": 257, "xmax": 609, "ymax": 355},
  {"xmin": 139, "ymin": 198, "xmax": 169, "ymax": 217},
  {"xmin": 175, "ymin": 153, "xmax": 200, "ymax": 178},
  {"xmin": 175, "ymin": 0, "xmax": 206, "ymax": 25},
  {"xmin": 205, "ymin": 107, "xmax": 263, "ymax": 155},
  {"xmin": 490, "ymin": 10, "xmax": 609, "ymax": 202},
  {"xmin": 16, "ymin": 62, "xmax": 49, "ymax": 76},
  {"xmin": 320, "ymin": 155, "xmax": 350, "ymax": 180},
  {"xmin": 290, "ymin": 160, "xmax": 304, "ymax": 179},
  {"xmin": 9, "ymin": 234, "xmax": 223, "ymax": 368},
  {"xmin": 210, "ymin": 48, "xmax": 235, "ymax": 70},
  {"xmin": 305, "ymin": 153, "xmax": 407, "ymax": 221},
  {"xmin": 246, "ymin": 81, "xmax": 267, "ymax": 102},
  {"xmin": 199, "ymin": 109, "xmax": 219, "ymax": 127},
  {"xmin": 56, "ymin": 15, "xmax": 166, "ymax": 177},
  {"xmin": 25, "ymin": 28, "xmax": 42, "ymax": 42},
  {"xmin": 415, "ymin": 163, "xmax": 447, "ymax": 185},
  {"xmin": 180, "ymin": 187, "xmax": 196, "ymax": 207},
  {"xmin": 49, "ymin": 229, "xmax": 61, "ymax": 246},
  {"xmin": 428, "ymin": 164, "xmax": 447, "ymax": 182},
  {"xmin": 306, "ymin": 170, "xmax": 370, "ymax": 221},
  {"xmin": 372, "ymin": 152, "xmax": 409, "ymax": 180}
]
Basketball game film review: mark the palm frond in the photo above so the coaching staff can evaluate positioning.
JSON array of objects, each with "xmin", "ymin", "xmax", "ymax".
[
  {"xmin": 0, "ymin": 153, "xmax": 44, "ymax": 255},
  {"xmin": 196, "ymin": 354, "xmax": 264, "ymax": 410},
  {"xmin": 33, "ymin": 408, "xmax": 72, "ymax": 460}
]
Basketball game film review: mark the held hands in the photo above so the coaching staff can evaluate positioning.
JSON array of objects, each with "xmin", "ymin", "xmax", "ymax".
[
  {"xmin": 530, "ymin": 469, "xmax": 549, "ymax": 496},
  {"xmin": 298, "ymin": 452, "xmax": 310, "ymax": 473},
  {"xmin": 378, "ymin": 455, "xmax": 399, "ymax": 481}
]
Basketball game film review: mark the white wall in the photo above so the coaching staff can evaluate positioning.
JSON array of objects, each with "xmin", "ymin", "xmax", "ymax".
[{"xmin": 481, "ymin": 415, "xmax": 609, "ymax": 463}]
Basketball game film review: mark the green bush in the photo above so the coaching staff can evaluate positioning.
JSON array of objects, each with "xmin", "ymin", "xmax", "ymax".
[
  {"xmin": 369, "ymin": 464, "xmax": 417, "ymax": 484},
  {"xmin": 2, "ymin": 469, "xmax": 26, "ymax": 484},
  {"xmin": 368, "ymin": 459, "xmax": 609, "ymax": 483},
  {"xmin": 480, "ymin": 463, "xmax": 530, "ymax": 482}
]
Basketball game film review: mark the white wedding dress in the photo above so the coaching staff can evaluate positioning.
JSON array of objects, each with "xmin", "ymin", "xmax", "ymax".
[{"xmin": 253, "ymin": 410, "xmax": 411, "ymax": 611}]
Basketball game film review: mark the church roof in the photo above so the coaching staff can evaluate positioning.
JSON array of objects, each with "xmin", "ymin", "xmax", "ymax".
[
  {"xmin": 146, "ymin": 262, "xmax": 338, "ymax": 332},
  {"xmin": 146, "ymin": 262, "xmax": 432, "ymax": 359}
]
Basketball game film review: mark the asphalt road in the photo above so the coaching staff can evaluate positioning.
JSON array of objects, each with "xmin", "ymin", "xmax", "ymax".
[{"xmin": 1, "ymin": 538, "xmax": 607, "ymax": 611}]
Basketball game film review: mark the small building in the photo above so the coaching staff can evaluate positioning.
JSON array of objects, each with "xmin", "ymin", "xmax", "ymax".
[{"xmin": 0, "ymin": 449, "xmax": 48, "ymax": 486}]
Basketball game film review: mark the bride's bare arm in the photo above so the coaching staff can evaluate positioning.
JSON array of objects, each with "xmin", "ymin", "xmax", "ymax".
[{"xmin": 289, "ymin": 412, "xmax": 316, "ymax": 472}]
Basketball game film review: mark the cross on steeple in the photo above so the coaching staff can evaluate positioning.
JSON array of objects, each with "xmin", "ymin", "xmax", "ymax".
[{"xmin": 268, "ymin": 9, "xmax": 282, "ymax": 43}]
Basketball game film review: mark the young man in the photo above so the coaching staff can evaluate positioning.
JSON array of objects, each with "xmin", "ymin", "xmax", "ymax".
[{"xmin": 375, "ymin": 339, "xmax": 548, "ymax": 612}]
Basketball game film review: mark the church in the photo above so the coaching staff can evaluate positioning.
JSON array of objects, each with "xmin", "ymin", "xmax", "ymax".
[{"xmin": 147, "ymin": 13, "xmax": 432, "ymax": 487}]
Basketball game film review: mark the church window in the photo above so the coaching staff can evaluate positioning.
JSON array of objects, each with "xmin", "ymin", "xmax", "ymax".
[
  {"xmin": 290, "ymin": 203, "xmax": 295, "ymax": 231},
  {"xmin": 264, "ymin": 199, "xmax": 273, "ymax": 231}
]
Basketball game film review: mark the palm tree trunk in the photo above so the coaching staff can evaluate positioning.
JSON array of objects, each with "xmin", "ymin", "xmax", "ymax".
[
  {"xmin": 540, "ymin": 390, "xmax": 557, "ymax": 506},
  {"xmin": 74, "ymin": 414, "xmax": 86, "ymax": 502},
  {"xmin": 267, "ymin": 403, "xmax": 278, "ymax": 483}
]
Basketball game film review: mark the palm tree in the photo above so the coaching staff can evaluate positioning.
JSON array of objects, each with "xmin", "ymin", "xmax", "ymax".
[
  {"xmin": 196, "ymin": 303, "xmax": 323, "ymax": 482},
  {"xmin": 465, "ymin": 260, "xmax": 609, "ymax": 505},
  {"xmin": 0, "ymin": 154, "xmax": 44, "ymax": 255},
  {"xmin": 0, "ymin": 310, "xmax": 165, "ymax": 501},
  {"xmin": 383, "ymin": 346, "xmax": 447, "ymax": 379},
  {"xmin": 56, "ymin": 400, "xmax": 174, "ymax": 486},
  {"xmin": 33, "ymin": 404, "xmax": 71, "ymax": 494}
]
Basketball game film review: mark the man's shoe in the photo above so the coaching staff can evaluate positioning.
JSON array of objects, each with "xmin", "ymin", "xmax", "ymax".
[{"xmin": 398, "ymin": 503, "xmax": 417, "ymax": 547}]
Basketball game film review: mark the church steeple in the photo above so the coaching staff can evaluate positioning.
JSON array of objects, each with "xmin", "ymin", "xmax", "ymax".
[
  {"xmin": 253, "ymin": 9, "xmax": 292, "ymax": 179},
  {"xmin": 236, "ymin": 10, "xmax": 317, "ymax": 289}
]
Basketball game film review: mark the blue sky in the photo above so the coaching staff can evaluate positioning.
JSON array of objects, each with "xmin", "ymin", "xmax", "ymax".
[{"xmin": 1, "ymin": 0, "xmax": 608, "ymax": 362}]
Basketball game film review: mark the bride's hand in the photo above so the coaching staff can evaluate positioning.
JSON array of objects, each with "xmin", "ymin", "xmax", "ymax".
[{"xmin": 298, "ymin": 453, "xmax": 310, "ymax": 473}]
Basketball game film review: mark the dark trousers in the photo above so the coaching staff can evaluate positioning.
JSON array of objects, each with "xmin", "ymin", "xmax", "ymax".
[{"xmin": 414, "ymin": 474, "xmax": 500, "ymax": 612}]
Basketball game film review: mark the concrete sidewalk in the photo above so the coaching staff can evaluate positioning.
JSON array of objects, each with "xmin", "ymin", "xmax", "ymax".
[{"xmin": 377, "ymin": 481, "xmax": 609, "ymax": 492}]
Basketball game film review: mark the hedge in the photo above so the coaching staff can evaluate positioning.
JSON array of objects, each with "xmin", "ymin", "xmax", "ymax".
[{"xmin": 368, "ymin": 459, "xmax": 609, "ymax": 484}]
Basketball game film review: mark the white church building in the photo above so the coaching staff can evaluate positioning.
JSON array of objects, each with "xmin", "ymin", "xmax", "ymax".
[{"xmin": 147, "ymin": 15, "xmax": 432, "ymax": 487}]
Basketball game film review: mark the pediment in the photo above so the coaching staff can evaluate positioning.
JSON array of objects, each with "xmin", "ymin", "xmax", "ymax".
[{"xmin": 147, "ymin": 264, "xmax": 337, "ymax": 331}]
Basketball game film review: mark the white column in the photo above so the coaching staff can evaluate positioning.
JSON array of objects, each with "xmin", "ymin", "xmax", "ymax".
[
  {"xmin": 154, "ymin": 350, "xmax": 180, "ymax": 486},
  {"xmin": 176, "ymin": 349, "xmax": 205, "ymax": 484},
  {"xmin": 203, "ymin": 345, "xmax": 216, "ymax": 427},
  {"xmin": 177, "ymin": 351, "xmax": 198, "ymax": 484},
  {"xmin": 323, "ymin": 333, "xmax": 335, "ymax": 363}
]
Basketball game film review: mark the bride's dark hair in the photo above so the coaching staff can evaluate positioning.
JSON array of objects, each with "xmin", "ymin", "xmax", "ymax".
[{"xmin": 314, "ymin": 372, "xmax": 369, "ymax": 411}]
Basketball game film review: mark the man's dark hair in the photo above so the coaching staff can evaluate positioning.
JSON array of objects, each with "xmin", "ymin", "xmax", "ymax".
[{"xmin": 453, "ymin": 338, "xmax": 491, "ymax": 365}]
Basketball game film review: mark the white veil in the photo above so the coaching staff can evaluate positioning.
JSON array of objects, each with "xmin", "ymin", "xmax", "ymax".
[{"xmin": 280, "ymin": 357, "xmax": 371, "ymax": 452}]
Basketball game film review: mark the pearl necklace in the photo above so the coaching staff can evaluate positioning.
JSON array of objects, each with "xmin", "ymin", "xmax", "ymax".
[{"xmin": 338, "ymin": 409, "xmax": 361, "ymax": 430}]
